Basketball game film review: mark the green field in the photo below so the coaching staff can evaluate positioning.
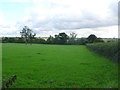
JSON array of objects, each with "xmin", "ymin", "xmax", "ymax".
[{"xmin": 2, "ymin": 43, "xmax": 118, "ymax": 88}]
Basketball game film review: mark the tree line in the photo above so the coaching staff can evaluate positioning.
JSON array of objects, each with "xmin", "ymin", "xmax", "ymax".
[{"xmin": 2, "ymin": 26, "xmax": 104, "ymax": 45}]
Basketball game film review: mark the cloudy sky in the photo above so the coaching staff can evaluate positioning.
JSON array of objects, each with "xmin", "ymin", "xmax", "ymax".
[{"xmin": 0, "ymin": 0, "xmax": 119, "ymax": 38}]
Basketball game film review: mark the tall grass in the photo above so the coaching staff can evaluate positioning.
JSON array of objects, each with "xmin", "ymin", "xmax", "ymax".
[{"xmin": 86, "ymin": 41, "xmax": 119, "ymax": 63}]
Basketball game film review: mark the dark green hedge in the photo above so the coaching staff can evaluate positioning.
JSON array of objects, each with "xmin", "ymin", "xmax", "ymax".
[{"xmin": 86, "ymin": 41, "xmax": 119, "ymax": 63}]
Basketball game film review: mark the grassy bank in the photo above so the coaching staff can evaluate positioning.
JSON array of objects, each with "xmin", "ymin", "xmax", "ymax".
[{"xmin": 86, "ymin": 41, "xmax": 119, "ymax": 63}]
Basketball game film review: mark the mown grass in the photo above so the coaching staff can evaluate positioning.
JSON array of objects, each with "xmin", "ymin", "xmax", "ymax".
[
  {"xmin": 86, "ymin": 41, "xmax": 119, "ymax": 62},
  {"xmin": 2, "ymin": 43, "xmax": 118, "ymax": 88}
]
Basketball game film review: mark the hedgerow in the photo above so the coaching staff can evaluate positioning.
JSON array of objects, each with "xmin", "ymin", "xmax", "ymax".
[{"xmin": 86, "ymin": 41, "xmax": 119, "ymax": 63}]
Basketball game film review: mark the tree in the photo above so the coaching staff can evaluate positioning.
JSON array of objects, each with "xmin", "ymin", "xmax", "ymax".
[
  {"xmin": 95, "ymin": 38, "xmax": 104, "ymax": 42},
  {"xmin": 58, "ymin": 32, "xmax": 69, "ymax": 44},
  {"xmin": 75, "ymin": 38, "xmax": 88, "ymax": 45},
  {"xmin": 53, "ymin": 35, "xmax": 60, "ymax": 44},
  {"xmin": 48, "ymin": 32, "xmax": 69, "ymax": 44},
  {"xmin": 20, "ymin": 26, "xmax": 36, "ymax": 44},
  {"xmin": 68, "ymin": 32, "xmax": 77, "ymax": 44},
  {"xmin": 87, "ymin": 34, "xmax": 97, "ymax": 43},
  {"xmin": 47, "ymin": 35, "xmax": 54, "ymax": 44}
]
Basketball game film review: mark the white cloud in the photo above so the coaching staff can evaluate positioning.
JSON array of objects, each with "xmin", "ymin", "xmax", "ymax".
[
  {"xmin": 0, "ymin": 0, "xmax": 119, "ymax": 38},
  {"xmin": 0, "ymin": 9, "xmax": 19, "ymax": 37},
  {"xmin": 33, "ymin": 25, "xmax": 118, "ymax": 38},
  {"xmin": 18, "ymin": 0, "xmax": 118, "ymax": 29}
]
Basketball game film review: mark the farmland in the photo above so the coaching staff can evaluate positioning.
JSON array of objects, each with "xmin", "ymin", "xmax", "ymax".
[{"xmin": 2, "ymin": 43, "xmax": 118, "ymax": 88}]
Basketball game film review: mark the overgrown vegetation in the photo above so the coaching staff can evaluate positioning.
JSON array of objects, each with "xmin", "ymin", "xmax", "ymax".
[{"xmin": 86, "ymin": 41, "xmax": 119, "ymax": 63}]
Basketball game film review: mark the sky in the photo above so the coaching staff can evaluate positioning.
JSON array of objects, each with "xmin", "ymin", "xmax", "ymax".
[{"xmin": 0, "ymin": 0, "xmax": 119, "ymax": 38}]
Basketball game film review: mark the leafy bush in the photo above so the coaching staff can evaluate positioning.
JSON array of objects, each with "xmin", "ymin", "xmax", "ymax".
[{"xmin": 86, "ymin": 41, "xmax": 119, "ymax": 63}]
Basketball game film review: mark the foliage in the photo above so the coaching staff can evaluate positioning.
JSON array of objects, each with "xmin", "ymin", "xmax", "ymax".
[
  {"xmin": 2, "ymin": 33, "xmax": 104, "ymax": 45},
  {"xmin": 2, "ymin": 43, "xmax": 118, "ymax": 88},
  {"xmin": 20, "ymin": 26, "xmax": 36, "ymax": 44},
  {"xmin": 68, "ymin": 32, "xmax": 77, "ymax": 45},
  {"xmin": 46, "ymin": 35, "xmax": 54, "ymax": 44},
  {"xmin": 47, "ymin": 32, "xmax": 69, "ymax": 44},
  {"xmin": 75, "ymin": 38, "xmax": 88, "ymax": 45},
  {"xmin": 87, "ymin": 34, "xmax": 97, "ymax": 43},
  {"xmin": 86, "ymin": 41, "xmax": 119, "ymax": 62},
  {"xmin": 2, "ymin": 37, "xmax": 47, "ymax": 44},
  {"xmin": 32, "ymin": 38, "xmax": 46, "ymax": 44},
  {"xmin": 2, "ymin": 37, "xmax": 24, "ymax": 43},
  {"xmin": 95, "ymin": 38, "xmax": 104, "ymax": 42},
  {"xmin": 55, "ymin": 32, "xmax": 69, "ymax": 44}
]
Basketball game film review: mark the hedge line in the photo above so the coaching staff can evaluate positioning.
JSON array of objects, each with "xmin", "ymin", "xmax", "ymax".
[{"xmin": 86, "ymin": 41, "xmax": 119, "ymax": 63}]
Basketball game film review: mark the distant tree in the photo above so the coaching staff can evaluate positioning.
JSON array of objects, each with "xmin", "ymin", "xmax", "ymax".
[
  {"xmin": 47, "ymin": 35, "xmax": 54, "ymax": 44},
  {"xmin": 68, "ymin": 32, "xmax": 77, "ymax": 44},
  {"xmin": 20, "ymin": 26, "xmax": 36, "ymax": 44},
  {"xmin": 87, "ymin": 34, "xmax": 97, "ymax": 43},
  {"xmin": 8, "ymin": 37, "xmax": 15, "ymax": 43},
  {"xmin": 48, "ymin": 32, "xmax": 69, "ymax": 44},
  {"xmin": 58, "ymin": 32, "xmax": 69, "ymax": 44},
  {"xmin": 2, "ymin": 37, "xmax": 8, "ymax": 43},
  {"xmin": 31, "ymin": 38, "xmax": 45, "ymax": 44},
  {"xmin": 38, "ymin": 38, "xmax": 46, "ymax": 44},
  {"xmin": 95, "ymin": 38, "xmax": 104, "ymax": 42},
  {"xmin": 53, "ymin": 35, "xmax": 60, "ymax": 44},
  {"xmin": 16, "ymin": 37, "xmax": 24, "ymax": 43},
  {"xmin": 70, "ymin": 32, "xmax": 77, "ymax": 39},
  {"xmin": 75, "ymin": 38, "xmax": 88, "ymax": 45}
]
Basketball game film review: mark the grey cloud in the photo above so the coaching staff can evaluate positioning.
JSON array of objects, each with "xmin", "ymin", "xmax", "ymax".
[{"xmin": 16, "ymin": 2, "xmax": 118, "ymax": 31}]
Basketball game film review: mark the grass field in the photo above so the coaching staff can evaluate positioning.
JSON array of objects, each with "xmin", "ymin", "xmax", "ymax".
[{"xmin": 2, "ymin": 43, "xmax": 118, "ymax": 88}]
